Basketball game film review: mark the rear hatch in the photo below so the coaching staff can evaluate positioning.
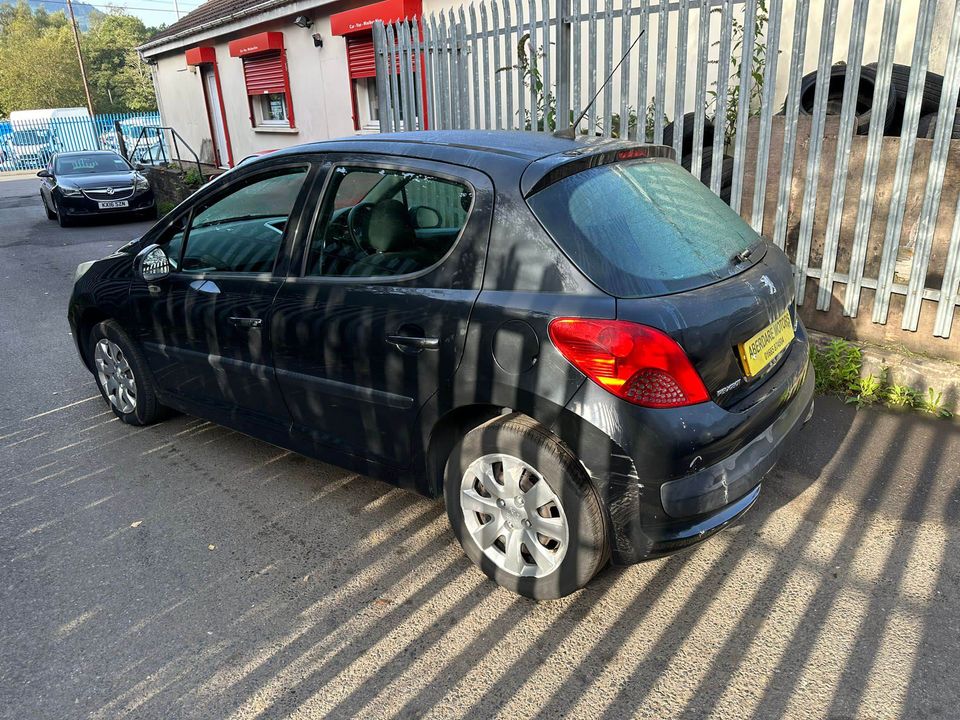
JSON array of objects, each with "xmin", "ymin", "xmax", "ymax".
[{"xmin": 526, "ymin": 156, "xmax": 798, "ymax": 409}]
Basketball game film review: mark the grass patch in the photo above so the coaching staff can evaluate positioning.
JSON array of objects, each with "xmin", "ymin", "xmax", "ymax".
[{"xmin": 810, "ymin": 338, "xmax": 952, "ymax": 419}]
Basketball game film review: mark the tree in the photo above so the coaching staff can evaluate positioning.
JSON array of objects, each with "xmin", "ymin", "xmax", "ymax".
[
  {"xmin": 0, "ymin": 2, "xmax": 86, "ymax": 115},
  {"xmin": 0, "ymin": 1, "xmax": 157, "ymax": 116},
  {"xmin": 85, "ymin": 11, "xmax": 157, "ymax": 112}
]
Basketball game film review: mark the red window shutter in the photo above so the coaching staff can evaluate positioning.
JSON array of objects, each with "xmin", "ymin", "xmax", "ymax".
[
  {"xmin": 242, "ymin": 52, "xmax": 286, "ymax": 95},
  {"xmin": 346, "ymin": 36, "xmax": 377, "ymax": 79}
]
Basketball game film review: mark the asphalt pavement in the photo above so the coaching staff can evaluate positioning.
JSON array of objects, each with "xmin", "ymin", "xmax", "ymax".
[{"xmin": 1, "ymin": 174, "xmax": 959, "ymax": 719}]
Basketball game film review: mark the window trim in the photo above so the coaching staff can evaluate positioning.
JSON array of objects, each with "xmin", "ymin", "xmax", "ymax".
[
  {"xmin": 168, "ymin": 161, "xmax": 312, "ymax": 278},
  {"xmin": 295, "ymin": 160, "xmax": 476, "ymax": 284}
]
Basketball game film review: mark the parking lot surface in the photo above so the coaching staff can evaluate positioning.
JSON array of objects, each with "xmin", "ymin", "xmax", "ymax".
[{"xmin": 1, "ymin": 175, "xmax": 959, "ymax": 719}]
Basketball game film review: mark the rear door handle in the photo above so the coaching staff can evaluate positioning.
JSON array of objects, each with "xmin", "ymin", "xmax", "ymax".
[
  {"xmin": 228, "ymin": 316, "xmax": 263, "ymax": 328},
  {"xmin": 386, "ymin": 334, "xmax": 440, "ymax": 350}
]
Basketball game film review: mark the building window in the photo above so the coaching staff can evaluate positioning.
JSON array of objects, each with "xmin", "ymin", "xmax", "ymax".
[
  {"xmin": 229, "ymin": 33, "xmax": 296, "ymax": 130},
  {"xmin": 255, "ymin": 93, "xmax": 289, "ymax": 126},
  {"xmin": 352, "ymin": 76, "xmax": 380, "ymax": 130},
  {"xmin": 363, "ymin": 78, "xmax": 379, "ymax": 123}
]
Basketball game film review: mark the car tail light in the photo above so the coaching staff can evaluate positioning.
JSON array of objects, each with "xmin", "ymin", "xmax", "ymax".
[{"xmin": 548, "ymin": 318, "xmax": 710, "ymax": 408}]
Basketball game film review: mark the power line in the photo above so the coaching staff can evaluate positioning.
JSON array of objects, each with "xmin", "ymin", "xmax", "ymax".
[{"xmin": 30, "ymin": 0, "xmax": 204, "ymax": 15}]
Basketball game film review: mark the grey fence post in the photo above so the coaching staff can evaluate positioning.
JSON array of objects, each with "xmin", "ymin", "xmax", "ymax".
[
  {"xmin": 556, "ymin": 0, "xmax": 572, "ymax": 130},
  {"xmin": 373, "ymin": 22, "xmax": 392, "ymax": 132}
]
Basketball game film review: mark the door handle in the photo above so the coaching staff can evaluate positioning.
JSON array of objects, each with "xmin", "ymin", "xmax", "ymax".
[
  {"xmin": 386, "ymin": 334, "xmax": 440, "ymax": 350},
  {"xmin": 228, "ymin": 316, "xmax": 263, "ymax": 328}
]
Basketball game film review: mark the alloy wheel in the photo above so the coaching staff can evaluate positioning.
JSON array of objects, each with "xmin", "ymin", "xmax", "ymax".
[
  {"xmin": 459, "ymin": 453, "xmax": 569, "ymax": 578},
  {"xmin": 94, "ymin": 338, "xmax": 137, "ymax": 414}
]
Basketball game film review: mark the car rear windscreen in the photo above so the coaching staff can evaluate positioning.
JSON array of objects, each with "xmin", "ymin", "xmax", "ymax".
[{"xmin": 527, "ymin": 159, "xmax": 763, "ymax": 297}]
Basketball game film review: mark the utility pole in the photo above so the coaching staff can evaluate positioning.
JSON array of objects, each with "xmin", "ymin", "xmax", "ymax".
[
  {"xmin": 66, "ymin": 0, "xmax": 96, "ymax": 118},
  {"xmin": 173, "ymin": 0, "xmax": 181, "ymax": 20}
]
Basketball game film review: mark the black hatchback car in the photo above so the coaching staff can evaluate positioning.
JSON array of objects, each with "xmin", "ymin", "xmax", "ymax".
[
  {"xmin": 68, "ymin": 131, "xmax": 814, "ymax": 599},
  {"xmin": 39, "ymin": 150, "xmax": 156, "ymax": 227}
]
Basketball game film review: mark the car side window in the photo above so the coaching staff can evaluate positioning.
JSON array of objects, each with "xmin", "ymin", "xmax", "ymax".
[
  {"xmin": 179, "ymin": 166, "xmax": 308, "ymax": 274},
  {"xmin": 305, "ymin": 166, "xmax": 473, "ymax": 278}
]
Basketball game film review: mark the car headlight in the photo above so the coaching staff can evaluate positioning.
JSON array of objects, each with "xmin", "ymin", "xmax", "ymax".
[
  {"xmin": 134, "ymin": 175, "xmax": 150, "ymax": 191},
  {"xmin": 60, "ymin": 184, "xmax": 82, "ymax": 197},
  {"xmin": 74, "ymin": 260, "xmax": 95, "ymax": 283}
]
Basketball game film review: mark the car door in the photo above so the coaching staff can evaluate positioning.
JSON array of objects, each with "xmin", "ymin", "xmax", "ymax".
[
  {"xmin": 269, "ymin": 157, "xmax": 492, "ymax": 469},
  {"xmin": 129, "ymin": 161, "xmax": 316, "ymax": 432}
]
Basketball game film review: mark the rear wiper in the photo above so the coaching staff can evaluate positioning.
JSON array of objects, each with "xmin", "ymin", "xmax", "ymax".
[{"xmin": 733, "ymin": 247, "xmax": 753, "ymax": 265}]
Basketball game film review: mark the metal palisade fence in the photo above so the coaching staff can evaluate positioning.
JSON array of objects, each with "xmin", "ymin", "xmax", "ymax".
[
  {"xmin": 373, "ymin": 0, "xmax": 960, "ymax": 342},
  {"xmin": 0, "ymin": 112, "xmax": 163, "ymax": 174}
]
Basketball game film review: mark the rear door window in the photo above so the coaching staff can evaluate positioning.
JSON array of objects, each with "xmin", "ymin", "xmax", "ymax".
[
  {"xmin": 305, "ymin": 166, "xmax": 473, "ymax": 278},
  {"xmin": 526, "ymin": 159, "xmax": 763, "ymax": 297}
]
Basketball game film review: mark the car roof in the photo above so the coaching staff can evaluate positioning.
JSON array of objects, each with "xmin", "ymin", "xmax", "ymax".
[
  {"xmin": 55, "ymin": 150, "xmax": 122, "ymax": 158},
  {"xmin": 283, "ymin": 130, "xmax": 582, "ymax": 160},
  {"xmin": 264, "ymin": 130, "xmax": 673, "ymax": 194}
]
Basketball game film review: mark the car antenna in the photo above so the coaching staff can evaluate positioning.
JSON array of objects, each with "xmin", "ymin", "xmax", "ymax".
[{"xmin": 553, "ymin": 30, "xmax": 645, "ymax": 140}]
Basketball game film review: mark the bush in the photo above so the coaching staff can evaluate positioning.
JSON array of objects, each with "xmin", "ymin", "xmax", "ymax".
[{"xmin": 182, "ymin": 168, "xmax": 204, "ymax": 188}]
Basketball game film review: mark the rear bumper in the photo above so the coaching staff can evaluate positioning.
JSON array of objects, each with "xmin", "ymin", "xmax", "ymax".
[
  {"xmin": 660, "ymin": 362, "xmax": 814, "ymax": 518},
  {"xmin": 554, "ymin": 325, "xmax": 815, "ymax": 565},
  {"xmin": 645, "ymin": 365, "xmax": 813, "ymax": 556}
]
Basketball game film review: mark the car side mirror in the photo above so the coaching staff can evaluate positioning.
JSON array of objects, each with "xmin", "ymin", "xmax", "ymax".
[
  {"xmin": 37, "ymin": 169, "xmax": 52, "ymax": 178},
  {"xmin": 411, "ymin": 206, "xmax": 442, "ymax": 229},
  {"xmin": 135, "ymin": 244, "xmax": 170, "ymax": 282}
]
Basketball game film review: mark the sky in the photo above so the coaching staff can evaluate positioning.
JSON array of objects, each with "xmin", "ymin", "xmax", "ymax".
[{"xmin": 80, "ymin": 0, "xmax": 206, "ymax": 30}]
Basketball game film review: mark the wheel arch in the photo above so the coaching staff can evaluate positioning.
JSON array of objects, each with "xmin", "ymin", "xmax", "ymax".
[
  {"xmin": 74, "ymin": 308, "xmax": 111, "ymax": 372},
  {"xmin": 424, "ymin": 403, "xmax": 505, "ymax": 498}
]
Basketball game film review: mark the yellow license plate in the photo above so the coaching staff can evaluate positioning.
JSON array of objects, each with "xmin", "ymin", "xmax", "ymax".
[{"xmin": 738, "ymin": 309, "xmax": 795, "ymax": 377}]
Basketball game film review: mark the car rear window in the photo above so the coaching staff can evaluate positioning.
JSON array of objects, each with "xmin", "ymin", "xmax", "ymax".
[{"xmin": 527, "ymin": 159, "xmax": 763, "ymax": 297}]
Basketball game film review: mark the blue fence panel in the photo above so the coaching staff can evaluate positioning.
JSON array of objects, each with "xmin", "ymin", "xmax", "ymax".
[{"xmin": 0, "ymin": 111, "xmax": 163, "ymax": 174}]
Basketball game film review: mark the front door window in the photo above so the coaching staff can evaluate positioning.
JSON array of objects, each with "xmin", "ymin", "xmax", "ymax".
[{"xmin": 177, "ymin": 166, "xmax": 308, "ymax": 274}]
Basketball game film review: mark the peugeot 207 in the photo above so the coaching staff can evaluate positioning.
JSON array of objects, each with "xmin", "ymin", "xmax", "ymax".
[{"xmin": 68, "ymin": 131, "xmax": 814, "ymax": 599}]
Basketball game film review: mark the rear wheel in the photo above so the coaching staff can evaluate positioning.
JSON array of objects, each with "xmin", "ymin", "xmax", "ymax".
[
  {"xmin": 89, "ymin": 320, "xmax": 163, "ymax": 426},
  {"xmin": 444, "ymin": 414, "xmax": 608, "ymax": 599}
]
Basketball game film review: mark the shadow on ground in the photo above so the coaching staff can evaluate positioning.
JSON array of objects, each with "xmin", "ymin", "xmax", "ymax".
[{"xmin": 0, "ymin": 395, "xmax": 957, "ymax": 719}]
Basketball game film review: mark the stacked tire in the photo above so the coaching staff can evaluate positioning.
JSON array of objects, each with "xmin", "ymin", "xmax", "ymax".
[
  {"xmin": 797, "ymin": 63, "xmax": 897, "ymax": 135},
  {"xmin": 793, "ymin": 61, "xmax": 958, "ymax": 138}
]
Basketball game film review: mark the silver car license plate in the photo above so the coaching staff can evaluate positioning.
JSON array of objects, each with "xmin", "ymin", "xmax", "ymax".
[{"xmin": 98, "ymin": 200, "xmax": 129, "ymax": 209}]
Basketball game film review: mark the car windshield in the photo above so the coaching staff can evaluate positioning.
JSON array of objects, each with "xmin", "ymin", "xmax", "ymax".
[
  {"xmin": 527, "ymin": 159, "xmax": 763, "ymax": 298},
  {"xmin": 55, "ymin": 154, "xmax": 131, "ymax": 175},
  {"xmin": 12, "ymin": 129, "xmax": 46, "ymax": 145}
]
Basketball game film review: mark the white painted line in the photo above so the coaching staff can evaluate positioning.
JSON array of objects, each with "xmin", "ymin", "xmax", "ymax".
[{"xmin": 21, "ymin": 396, "xmax": 100, "ymax": 422}]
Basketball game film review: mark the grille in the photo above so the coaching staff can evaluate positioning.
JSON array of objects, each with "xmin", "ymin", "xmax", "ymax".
[{"xmin": 82, "ymin": 186, "xmax": 135, "ymax": 201}]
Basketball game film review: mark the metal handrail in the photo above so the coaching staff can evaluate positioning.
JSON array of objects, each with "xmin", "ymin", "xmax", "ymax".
[{"xmin": 127, "ymin": 125, "xmax": 205, "ymax": 181}]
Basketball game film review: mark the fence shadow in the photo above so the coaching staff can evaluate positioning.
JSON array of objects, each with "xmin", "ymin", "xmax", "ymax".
[{"xmin": 15, "ymin": 387, "xmax": 960, "ymax": 720}]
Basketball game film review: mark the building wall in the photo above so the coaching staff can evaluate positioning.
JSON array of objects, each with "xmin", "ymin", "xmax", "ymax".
[{"xmin": 149, "ymin": 10, "xmax": 358, "ymax": 166}]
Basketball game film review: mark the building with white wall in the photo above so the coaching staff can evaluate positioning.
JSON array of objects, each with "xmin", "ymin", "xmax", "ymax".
[{"xmin": 138, "ymin": 0, "xmax": 436, "ymax": 167}]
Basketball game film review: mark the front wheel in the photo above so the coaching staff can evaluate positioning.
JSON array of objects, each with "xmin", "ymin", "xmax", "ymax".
[
  {"xmin": 88, "ymin": 320, "xmax": 164, "ymax": 425},
  {"xmin": 56, "ymin": 202, "xmax": 73, "ymax": 227},
  {"xmin": 444, "ymin": 414, "xmax": 609, "ymax": 600}
]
